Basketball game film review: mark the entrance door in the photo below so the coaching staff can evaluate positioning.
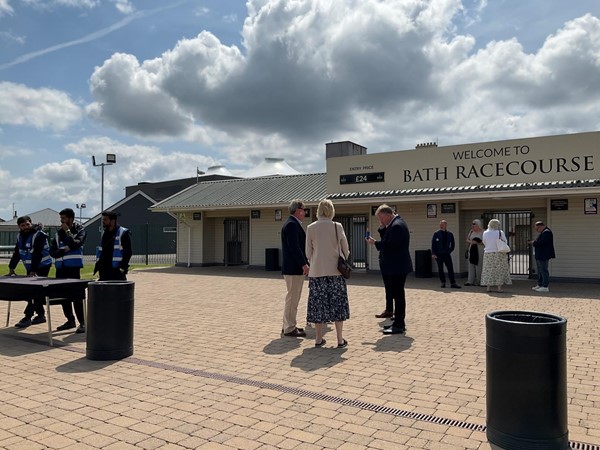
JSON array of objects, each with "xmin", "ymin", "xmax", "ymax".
[
  {"xmin": 337, "ymin": 215, "xmax": 368, "ymax": 269},
  {"xmin": 223, "ymin": 218, "xmax": 249, "ymax": 265},
  {"xmin": 482, "ymin": 211, "xmax": 532, "ymax": 276}
]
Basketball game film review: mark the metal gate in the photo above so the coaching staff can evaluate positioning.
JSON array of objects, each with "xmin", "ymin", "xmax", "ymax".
[
  {"xmin": 482, "ymin": 211, "xmax": 533, "ymax": 276},
  {"xmin": 223, "ymin": 218, "xmax": 249, "ymax": 266},
  {"xmin": 337, "ymin": 215, "xmax": 368, "ymax": 269}
]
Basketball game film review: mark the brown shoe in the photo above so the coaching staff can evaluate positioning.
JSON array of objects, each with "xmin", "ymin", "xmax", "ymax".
[
  {"xmin": 283, "ymin": 328, "xmax": 307, "ymax": 337},
  {"xmin": 375, "ymin": 310, "xmax": 394, "ymax": 319}
]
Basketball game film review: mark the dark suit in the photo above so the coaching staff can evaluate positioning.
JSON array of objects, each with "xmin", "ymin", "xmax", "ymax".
[
  {"xmin": 281, "ymin": 216, "xmax": 308, "ymax": 332},
  {"xmin": 532, "ymin": 227, "xmax": 555, "ymax": 288},
  {"xmin": 431, "ymin": 229, "xmax": 457, "ymax": 285},
  {"xmin": 374, "ymin": 215, "xmax": 413, "ymax": 328}
]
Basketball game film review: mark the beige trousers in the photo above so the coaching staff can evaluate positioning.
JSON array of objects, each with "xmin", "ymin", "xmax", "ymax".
[{"xmin": 282, "ymin": 275, "xmax": 305, "ymax": 333}]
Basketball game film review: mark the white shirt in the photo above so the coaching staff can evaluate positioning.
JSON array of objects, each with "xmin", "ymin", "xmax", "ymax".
[{"xmin": 482, "ymin": 229, "xmax": 507, "ymax": 253}]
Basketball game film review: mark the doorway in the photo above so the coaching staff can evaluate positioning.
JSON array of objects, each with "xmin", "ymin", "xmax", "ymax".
[
  {"xmin": 482, "ymin": 211, "xmax": 533, "ymax": 276},
  {"xmin": 337, "ymin": 215, "xmax": 368, "ymax": 269},
  {"xmin": 223, "ymin": 218, "xmax": 249, "ymax": 265}
]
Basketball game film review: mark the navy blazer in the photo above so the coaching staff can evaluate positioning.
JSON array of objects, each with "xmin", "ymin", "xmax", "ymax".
[
  {"xmin": 431, "ymin": 229, "xmax": 455, "ymax": 256},
  {"xmin": 374, "ymin": 215, "xmax": 413, "ymax": 275},
  {"xmin": 281, "ymin": 216, "xmax": 308, "ymax": 275},
  {"xmin": 532, "ymin": 227, "xmax": 556, "ymax": 261}
]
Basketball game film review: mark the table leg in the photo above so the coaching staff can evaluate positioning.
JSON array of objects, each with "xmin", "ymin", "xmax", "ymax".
[
  {"xmin": 45, "ymin": 296, "xmax": 53, "ymax": 346},
  {"xmin": 5, "ymin": 301, "xmax": 10, "ymax": 327}
]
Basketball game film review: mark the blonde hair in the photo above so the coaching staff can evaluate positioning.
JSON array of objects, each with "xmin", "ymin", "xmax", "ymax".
[
  {"xmin": 317, "ymin": 199, "xmax": 335, "ymax": 219},
  {"xmin": 487, "ymin": 219, "xmax": 500, "ymax": 230}
]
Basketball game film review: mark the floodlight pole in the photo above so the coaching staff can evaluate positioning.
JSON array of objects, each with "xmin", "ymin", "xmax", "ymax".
[{"xmin": 92, "ymin": 154, "xmax": 116, "ymax": 214}]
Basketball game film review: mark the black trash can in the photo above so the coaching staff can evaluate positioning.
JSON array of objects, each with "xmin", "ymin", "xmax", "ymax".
[
  {"xmin": 86, "ymin": 281, "xmax": 135, "ymax": 361},
  {"xmin": 486, "ymin": 311, "xmax": 568, "ymax": 450},
  {"xmin": 414, "ymin": 250, "xmax": 433, "ymax": 278},
  {"xmin": 265, "ymin": 248, "xmax": 279, "ymax": 271}
]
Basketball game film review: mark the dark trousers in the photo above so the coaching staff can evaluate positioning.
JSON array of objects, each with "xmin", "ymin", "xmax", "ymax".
[
  {"xmin": 23, "ymin": 265, "xmax": 51, "ymax": 318},
  {"xmin": 99, "ymin": 267, "xmax": 127, "ymax": 281},
  {"xmin": 435, "ymin": 253, "xmax": 456, "ymax": 284},
  {"xmin": 382, "ymin": 273, "xmax": 408, "ymax": 328},
  {"xmin": 56, "ymin": 266, "xmax": 85, "ymax": 324}
]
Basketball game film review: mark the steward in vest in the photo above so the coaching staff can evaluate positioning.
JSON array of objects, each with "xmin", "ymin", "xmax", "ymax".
[
  {"xmin": 7, "ymin": 216, "xmax": 52, "ymax": 328},
  {"xmin": 50, "ymin": 208, "xmax": 87, "ymax": 333},
  {"xmin": 94, "ymin": 210, "xmax": 132, "ymax": 281}
]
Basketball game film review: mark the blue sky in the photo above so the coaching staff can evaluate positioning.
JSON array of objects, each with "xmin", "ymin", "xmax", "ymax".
[{"xmin": 1, "ymin": 0, "xmax": 599, "ymax": 220}]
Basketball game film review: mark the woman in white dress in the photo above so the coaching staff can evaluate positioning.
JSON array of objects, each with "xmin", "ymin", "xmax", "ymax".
[{"xmin": 481, "ymin": 219, "xmax": 512, "ymax": 292}]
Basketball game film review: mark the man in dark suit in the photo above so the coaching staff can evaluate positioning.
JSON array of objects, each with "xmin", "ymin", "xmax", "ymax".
[
  {"xmin": 431, "ymin": 220, "xmax": 461, "ymax": 289},
  {"xmin": 367, "ymin": 204, "xmax": 413, "ymax": 334},
  {"xmin": 530, "ymin": 221, "xmax": 556, "ymax": 293},
  {"xmin": 281, "ymin": 199, "xmax": 310, "ymax": 337}
]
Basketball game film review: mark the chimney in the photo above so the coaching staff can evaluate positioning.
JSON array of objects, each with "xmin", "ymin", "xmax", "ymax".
[{"xmin": 326, "ymin": 141, "xmax": 367, "ymax": 159}]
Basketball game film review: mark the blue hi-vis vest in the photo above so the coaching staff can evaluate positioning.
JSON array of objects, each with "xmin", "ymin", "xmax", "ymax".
[
  {"xmin": 54, "ymin": 234, "xmax": 84, "ymax": 269},
  {"xmin": 18, "ymin": 230, "xmax": 52, "ymax": 272},
  {"xmin": 96, "ymin": 226, "xmax": 127, "ymax": 268}
]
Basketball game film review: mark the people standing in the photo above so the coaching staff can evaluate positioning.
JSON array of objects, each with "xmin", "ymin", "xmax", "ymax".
[
  {"xmin": 280, "ymin": 199, "xmax": 309, "ymax": 338},
  {"xmin": 531, "ymin": 221, "xmax": 556, "ymax": 292},
  {"xmin": 7, "ymin": 216, "xmax": 52, "ymax": 328},
  {"xmin": 431, "ymin": 220, "xmax": 461, "ymax": 289},
  {"xmin": 366, "ymin": 204, "xmax": 413, "ymax": 335},
  {"xmin": 305, "ymin": 199, "xmax": 350, "ymax": 348},
  {"xmin": 465, "ymin": 219, "xmax": 484, "ymax": 286},
  {"xmin": 93, "ymin": 210, "xmax": 132, "ymax": 281},
  {"xmin": 481, "ymin": 219, "xmax": 512, "ymax": 293},
  {"xmin": 50, "ymin": 208, "xmax": 87, "ymax": 333}
]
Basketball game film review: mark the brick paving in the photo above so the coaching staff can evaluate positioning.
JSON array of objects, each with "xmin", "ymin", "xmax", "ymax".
[{"xmin": 1, "ymin": 267, "xmax": 599, "ymax": 449}]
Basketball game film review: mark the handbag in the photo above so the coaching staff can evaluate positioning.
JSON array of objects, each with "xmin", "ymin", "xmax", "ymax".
[
  {"xmin": 334, "ymin": 222, "xmax": 352, "ymax": 278},
  {"xmin": 496, "ymin": 230, "xmax": 511, "ymax": 253}
]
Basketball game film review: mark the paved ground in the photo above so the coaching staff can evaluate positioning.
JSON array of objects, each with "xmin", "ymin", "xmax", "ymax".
[{"xmin": 1, "ymin": 267, "xmax": 599, "ymax": 450}]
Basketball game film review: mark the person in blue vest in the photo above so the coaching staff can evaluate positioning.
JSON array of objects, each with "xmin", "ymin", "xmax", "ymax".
[
  {"xmin": 50, "ymin": 208, "xmax": 87, "ymax": 333},
  {"xmin": 94, "ymin": 210, "xmax": 132, "ymax": 281},
  {"xmin": 431, "ymin": 220, "xmax": 461, "ymax": 289},
  {"xmin": 7, "ymin": 216, "xmax": 52, "ymax": 328}
]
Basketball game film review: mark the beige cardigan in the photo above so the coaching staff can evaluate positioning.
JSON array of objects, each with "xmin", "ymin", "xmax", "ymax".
[{"xmin": 306, "ymin": 218, "xmax": 350, "ymax": 277}]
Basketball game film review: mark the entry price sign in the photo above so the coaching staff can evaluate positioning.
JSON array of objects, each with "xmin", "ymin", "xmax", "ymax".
[{"xmin": 340, "ymin": 172, "xmax": 385, "ymax": 185}]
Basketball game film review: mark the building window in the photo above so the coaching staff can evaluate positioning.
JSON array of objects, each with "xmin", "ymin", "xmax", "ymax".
[{"xmin": 163, "ymin": 227, "xmax": 177, "ymax": 233}]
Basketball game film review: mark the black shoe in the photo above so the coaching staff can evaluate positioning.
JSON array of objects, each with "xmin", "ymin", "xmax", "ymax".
[
  {"xmin": 15, "ymin": 317, "xmax": 32, "ymax": 328},
  {"xmin": 383, "ymin": 326, "xmax": 406, "ymax": 335},
  {"xmin": 57, "ymin": 320, "xmax": 76, "ymax": 331},
  {"xmin": 440, "ymin": 284, "xmax": 446, "ymax": 288},
  {"xmin": 31, "ymin": 315, "xmax": 46, "ymax": 325},
  {"xmin": 75, "ymin": 324, "xmax": 86, "ymax": 334},
  {"xmin": 464, "ymin": 283, "xmax": 472, "ymax": 286},
  {"xmin": 450, "ymin": 284, "xmax": 462, "ymax": 289}
]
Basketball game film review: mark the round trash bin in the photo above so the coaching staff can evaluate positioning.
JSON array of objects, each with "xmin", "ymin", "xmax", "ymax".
[
  {"xmin": 86, "ymin": 280, "xmax": 135, "ymax": 361},
  {"xmin": 414, "ymin": 250, "xmax": 433, "ymax": 278},
  {"xmin": 486, "ymin": 310, "xmax": 568, "ymax": 450}
]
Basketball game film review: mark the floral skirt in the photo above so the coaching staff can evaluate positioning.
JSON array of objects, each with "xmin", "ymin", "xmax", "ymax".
[
  {"xmin": 306, "ymin": 276, "xmax": 350, "ymax": 323},
  {"xmin": 481, "ymin": 252, "xmax": 513, "ymax": 286}
]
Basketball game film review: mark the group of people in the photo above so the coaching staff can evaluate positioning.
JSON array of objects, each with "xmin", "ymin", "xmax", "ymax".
[
  {"xmin": 280, "ymin": 200, "xmax": 557, "ymax": 345},
  {"xmin": 434, "ymin": 218, "xmax": 555, "ymax": 293},
  {"xmin": 6, "ymin": 209, "xmax": 132, "ymax": 333},
  {"xmin": 281, "ymin": 201, "xmax": 413, "ymax": 347}
]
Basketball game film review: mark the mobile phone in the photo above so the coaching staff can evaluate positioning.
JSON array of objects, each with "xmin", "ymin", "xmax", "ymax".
[{"xmin": 365, "ymin": 231, "xmax": 370, "ymax": 239}]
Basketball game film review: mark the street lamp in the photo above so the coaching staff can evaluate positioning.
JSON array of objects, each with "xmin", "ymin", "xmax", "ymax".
[
  {"xmin": 92, "ymin": 154, "xmax": 116, "ymax": 214},
  {"xmin": 76, "ymin": 203, "xmax": 86, "ymax": 224}
]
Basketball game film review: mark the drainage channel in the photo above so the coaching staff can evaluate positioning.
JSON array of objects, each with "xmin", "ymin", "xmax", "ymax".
[{"xmin": 58, "ymin": 345, "xmax": 600, "ymax": 450}]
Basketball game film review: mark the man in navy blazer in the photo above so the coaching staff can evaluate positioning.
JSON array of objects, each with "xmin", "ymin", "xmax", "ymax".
[
  {"xmin": 531, "ymin": 221, "xmax": 556, "ymax": 292},
  {"xmin": 431, "ymin": 220, "xmax": 461, "ymax": 289},
  {"xmin": 367, "ymin": 204, "xmax": 413, "ymax": 334},
  {"xmin": 281, "ymin": 199, "xmax": 310, "ymax": 337}
]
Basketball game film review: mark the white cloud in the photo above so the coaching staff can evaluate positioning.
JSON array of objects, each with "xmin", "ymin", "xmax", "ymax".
[
  {"xmin": 112, "ymin": 0, "xmax": 134, "ymax": 15},
  {"xmin": 85, "ymin": 0, "xmax": 600, "ymax": 171},
  {"xmin": 0, "ymin": 82, "xmax": 81, "ymax": 130},
  {"xmin": 0, "ymin": 0, "xmax": 13, "ymax": 16},
  {"xmin": 0, "ymin": 30, "xmax": 26, "ymax": 45}
]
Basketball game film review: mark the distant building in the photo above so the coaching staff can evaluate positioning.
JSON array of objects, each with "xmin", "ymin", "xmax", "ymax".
[{"xmin": 0, "ymin": 208, "xmax": 62, "ymax": 247}]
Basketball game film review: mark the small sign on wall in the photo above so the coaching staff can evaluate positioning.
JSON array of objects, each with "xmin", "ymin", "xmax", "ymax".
[
  {"xmin": 193, "ymin": 212, "xmax": 202, "ymax": 220},
  {"xmin": 251, "ymin": 210, "xmax": 261, "ymax": 219},
  {"xmin": 441, "ymin": 203, "xmax": 456, "ymax": 214},
  {"xmin": 275, "ymin": 209, "xmax": 282, "ymax": 221},
  {"xmin": 550, "ymin": 199, "xmax": 568, "ymax": 211},
  {"xmin": 584, "ymin": 198, "xmax": 597, "ymax": 215},
  {"xmin": 427, "ymin": 204, "xmax": 437, "ymax": 218}
]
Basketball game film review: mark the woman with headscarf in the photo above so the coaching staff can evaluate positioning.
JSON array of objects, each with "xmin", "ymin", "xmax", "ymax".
[
  {"xmin": 481, "ymin": 219, "xmax": 512, "ymax": 292},
  {"xmin": 465, "ymin": 219, "xmax": 484, "ymax": 286},
  {"xmin": 305, "ymin": 199, "xmax": 350, "ymax": 348}
]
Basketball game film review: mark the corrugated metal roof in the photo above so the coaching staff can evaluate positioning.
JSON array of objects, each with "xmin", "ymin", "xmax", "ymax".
[
  {"xmin": 327, "ymin": 179, "xmax": 600, "ymax": 200},
  {"xmin": 152, "ymin": 173, "xmax": 327, "ymax": 210},
  {"xmin": 0, "ymin": 208, "xmax": 61, "ymax": 227}
]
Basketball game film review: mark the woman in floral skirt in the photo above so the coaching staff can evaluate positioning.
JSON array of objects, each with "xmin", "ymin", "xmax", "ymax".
[{"xmin": 481, "ymin": 219, "xmax": 512, "ymax": 292}]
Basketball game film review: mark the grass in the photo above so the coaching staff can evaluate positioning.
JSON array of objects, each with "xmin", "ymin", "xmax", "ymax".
[{"xmin": 0, "ymin": 263, "xmax": 171, "ymax": 279}]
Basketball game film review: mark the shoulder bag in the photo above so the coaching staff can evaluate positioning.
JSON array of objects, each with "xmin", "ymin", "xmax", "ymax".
[
  {"xmin": 334, "ymin": 222, "xmax": 352, "ymax": 278},
  {"xmin": 496, "ymin": 230, "xmax": 511, "ymax": 253}
]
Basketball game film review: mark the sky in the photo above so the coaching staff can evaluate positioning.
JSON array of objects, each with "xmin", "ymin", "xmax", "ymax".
[{"xmin": 1, "ymin": 0, "xmax": 599, "ymax": 220}]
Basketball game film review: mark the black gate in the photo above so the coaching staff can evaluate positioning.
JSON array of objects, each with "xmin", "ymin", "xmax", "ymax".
[
  {"xmin": 482, "ymin": 211, "xmax": 533, "ymax": 276},
  {"xmin": 337, "ymin": 215, "xmax": 368, "ymax": 269},
  {"xmin": 223, "ymin": 218, "xmax": 249, "ymax": 266}
]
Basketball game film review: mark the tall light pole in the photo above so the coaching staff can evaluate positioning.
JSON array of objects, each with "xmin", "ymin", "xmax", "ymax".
[
  {"xmin": 76, "ymin": 203, "xmax": 86, "ymax": 224},
  {"xmin": 92, "ymin": 154, "xmax": 116, "ymax": 214}
]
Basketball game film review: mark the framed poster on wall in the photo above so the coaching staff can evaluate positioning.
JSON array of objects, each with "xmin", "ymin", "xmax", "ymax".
[
  {"xmin": 584, "ymin": 198, "xmax": 597, "ymax": 215},
  {"xmin": 427, "ymin": 204, "xmax": 437, "ymax": 218}
]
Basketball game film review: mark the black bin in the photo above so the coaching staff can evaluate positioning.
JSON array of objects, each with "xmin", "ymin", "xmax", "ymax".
[
  {"xmin": 86, "ymin": 281, "xmax": 135, "ymax": 361},
  {"xmin": 414, "ymin": 250, "xmax": 432, "ymax": 278},
  {"xmin": 486, "ymin": 311, "xmax": 568, "ymax": 450},
  {"xmin": 265, "ymin": 248, "xmax": 279, "ymax": 271}
]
